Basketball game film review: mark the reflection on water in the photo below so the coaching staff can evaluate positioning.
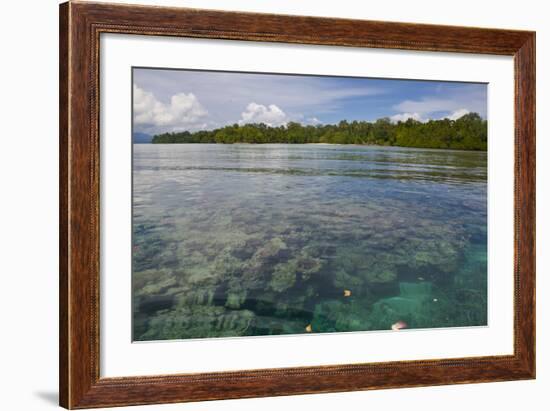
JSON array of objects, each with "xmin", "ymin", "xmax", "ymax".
[{"xmin": 132, "ymin": 144, "xmax": 487, "ymax": 341}]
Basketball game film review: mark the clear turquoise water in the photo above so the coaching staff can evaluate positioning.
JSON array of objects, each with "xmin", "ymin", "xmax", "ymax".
[{"xmin": 132, "ymin": 144, "xmax": 487, "ymax": 341}]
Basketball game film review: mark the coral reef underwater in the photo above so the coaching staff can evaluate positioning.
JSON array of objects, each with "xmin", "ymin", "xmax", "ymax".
[{"xmin": 132, "ymin": 144, "xmax": 487, "ymax": 341}]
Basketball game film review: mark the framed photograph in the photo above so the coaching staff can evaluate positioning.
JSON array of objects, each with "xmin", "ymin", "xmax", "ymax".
[{"xmin": 59, "ymin": 1, "xmax": 535, "ymax": 408}]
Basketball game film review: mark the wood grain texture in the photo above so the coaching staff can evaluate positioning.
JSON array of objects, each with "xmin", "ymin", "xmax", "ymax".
[
  {"xmin": 59, "ymin": 2, "xmax": 69, "ymax": 407},
  {"xmin": 514, "ymin": 34, "xmax": 536, "ymax": 374},
  {"xmin": 59, "ymin": 1, "xmax": 536, "ymax": 408}
]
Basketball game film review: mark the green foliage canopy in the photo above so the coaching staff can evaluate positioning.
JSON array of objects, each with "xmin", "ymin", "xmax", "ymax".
[{"xmin": 152, "ymin": 113, "xmax": 487, "ymax": 151}]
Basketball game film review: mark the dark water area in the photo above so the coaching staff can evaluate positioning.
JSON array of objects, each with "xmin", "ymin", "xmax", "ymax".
[{"xmin": 132, "ymin": 144, "xmax": 487, "ymax": 341}]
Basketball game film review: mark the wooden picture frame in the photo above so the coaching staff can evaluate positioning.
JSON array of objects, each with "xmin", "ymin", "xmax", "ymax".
[{"xmin": 59, "ymin": 1, "xmax": 535, "ymax": 408}]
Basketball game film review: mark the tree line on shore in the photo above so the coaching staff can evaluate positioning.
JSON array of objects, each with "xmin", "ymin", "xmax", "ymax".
[{"xmin": 151, "ymin": 113, "xmax": 487, "ymax": 150}]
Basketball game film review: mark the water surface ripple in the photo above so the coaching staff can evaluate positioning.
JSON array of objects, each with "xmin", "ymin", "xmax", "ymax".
[{"xmin": 132, "ymin": 144, "xmax": 487, "ymax": 341}]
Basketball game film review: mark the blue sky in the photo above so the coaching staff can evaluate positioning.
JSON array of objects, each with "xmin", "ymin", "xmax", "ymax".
[{"xmin": 133, "ymin": 68, "xmax": 487, "ymax": 135}]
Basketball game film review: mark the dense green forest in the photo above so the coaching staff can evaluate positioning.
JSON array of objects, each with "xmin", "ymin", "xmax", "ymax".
[{"xmin": 152, "ymin": 113, "xmax": 487, "ymax": 150}]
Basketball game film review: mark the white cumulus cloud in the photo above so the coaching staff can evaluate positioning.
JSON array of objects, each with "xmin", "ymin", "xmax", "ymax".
[
  {"xmin": 390, "ymin": 112, "xmax": 425, "ymax": 123},
  {"xmin": 238, "ymin": 103, "xmax": 288, "ymax": 126},
  {"xmin": 443, "ymin": 108, "xmax": 470, "ymax": 121},
  {"xmin": 392, "ymin": 87, "xmax": 485, "ymax": 122},
  {"xmin": 133, "ymin": 85, "xmax": 208, "ymax": 133},
  {"xmin": 307, "ymin": 117, "xmax": 322, "ymax": 125}
]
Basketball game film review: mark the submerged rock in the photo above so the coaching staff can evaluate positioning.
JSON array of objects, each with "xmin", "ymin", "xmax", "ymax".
[
  {"xmin": 225, "ymin": 290, "xmax": 247, "ymax": 309},
  {"xmin": 364, "ymin": 267, "xmax": 397, "ymax": 284},
  {"xmin": 296, "ymin": 254, "xmax": 323, "ymax": 280},
  {"xmin": 333, "ymin": 269, "xmax": 363, "ymax": 290},
  {"xmin": 136, "ymin": 305, "xmax": 254, "ymax": 341},
  {"xmin": 269, "ymin": 260, "xmax": 297, "ymax": 292},
  {"xmin": 312, "ymin": 300, "xmax": 371, "ymax": 332},
  {"xmin": 254, "ymin": 237, "xmax": 287, "ymax": 261},
  {"xmin": 133, "ymin": 269, "xmax": 179, "ymax": 297},
  {"xmin": 369, "ymin": 281, "xmax": 433, "ymax": 329}
]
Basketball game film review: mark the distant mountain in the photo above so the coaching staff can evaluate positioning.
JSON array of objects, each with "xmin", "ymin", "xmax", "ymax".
[{"xmin": 133, "ymin": 132, "xmax": 152, "ymax": 144}]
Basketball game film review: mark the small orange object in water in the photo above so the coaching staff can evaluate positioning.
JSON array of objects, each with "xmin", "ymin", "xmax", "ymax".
[
  {"xmin": 343, "ymin": 289, "xmax": 352, "ymax": 297},
  {"xmin": 391, "ymin": 320, "xmax": 408, "ymax": 331},
  {"xmin": 305, "ymin": 324, "xmax": 312, "ymax": 332}
]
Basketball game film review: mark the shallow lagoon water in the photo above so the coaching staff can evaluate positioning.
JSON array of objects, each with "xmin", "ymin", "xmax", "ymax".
[{"xmin": 132, "ymin": 144, "xmax": 487, "ymax": 341}]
